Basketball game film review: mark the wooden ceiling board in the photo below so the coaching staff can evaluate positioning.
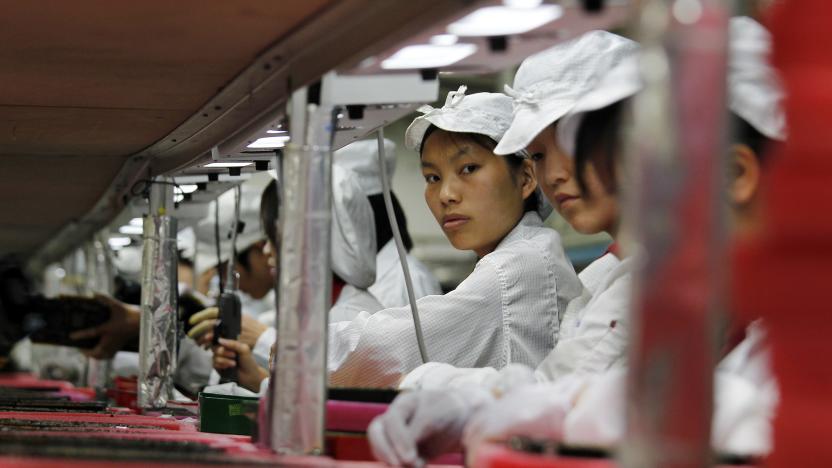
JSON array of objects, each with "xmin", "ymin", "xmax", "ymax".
[
  {"xmin": 0, "ymin": 154, "xmax": 127, "ymax": 255},
  {"xmin": 9, "ymin": 0, "xmax": 480, "ymax": 272},
  {"xmin": 0, "ymin": 106, "xmax": 184, "ymax": 157}
]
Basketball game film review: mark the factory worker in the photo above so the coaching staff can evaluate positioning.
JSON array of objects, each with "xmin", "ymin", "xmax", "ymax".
[
  {"xmin": 334, "ymin": 139, "xmax": 442, "ymax": 308},
  {"xmin": 214, "ymin": 87, "xmax": 582, "ymax": 391},
  {"xmin": 193, "ymin": 172, "xmax": 275, "ymax": 318},
  {"xmin": 371, "ymin": 18, "xmax": 786, "ymax": 465},
  {"xmin": 208, "ymin": 163, "xmax": 385, "ymax": 384}
]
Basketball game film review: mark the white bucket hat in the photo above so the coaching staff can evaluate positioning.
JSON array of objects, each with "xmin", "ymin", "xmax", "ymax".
[
  {"xmin": 729, "ymin": 16, "xmax": 786, "ymax": 141},
  {"xmin": 333, "ymin": 138, "xmax": 397, "ymax": 196},
  {"xmin": 494, "ymin": 30, "xmax": 640, "ymax": 156},
  {"xmin": 405, "ymin": 86, "xmax": 553, "ymax": 219},
  {"xmin": 330, "ymin": 163, "xmax": 377, "ymax": 289},
  {"xmin": 194, "ymin": 174, "xmax": 271, "ymax": 275},
  {"xmin": 554, "ymin": 18, "xmax": 785, "ymax": 159},
  {"xmin": 404, "ymin": 86, "xmax": 514, "ymax": 152}
]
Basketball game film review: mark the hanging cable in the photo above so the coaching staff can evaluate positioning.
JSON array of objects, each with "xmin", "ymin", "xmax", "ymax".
[
  {"xmin": 226, "ymin": 185, "xmax": 242, "ymax": 290},
  {"xmin": 376, "ymin": 129, "xmax": 429, "ymax": 363},
  {"xmin": 214, "ymin": 200, "xmax": 224, "ymax": 294}
]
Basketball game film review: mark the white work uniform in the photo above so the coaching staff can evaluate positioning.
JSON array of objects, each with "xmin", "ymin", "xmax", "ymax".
[
  {"xmin": 327, "ymin": 212, "xmax": 581, "ymax": 388},
  {"xmin": 253, "ymin": 287, "xmax": 384, "ymax": 360},
  {"xmin": 369, "ymin": 240, "xmax": 443, "ymax": 309},
  {"xmin": 400, "ymin": 251, "xmax": 632, "ymax": 390}
]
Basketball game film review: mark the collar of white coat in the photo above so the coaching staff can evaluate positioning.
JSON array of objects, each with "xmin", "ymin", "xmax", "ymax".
[
  {"xmin": 375, "ymin": 239, "xmax": 401, "ymax": 278},
  {"xmin": 488, "ymin": 211, "xmax": 544, "ymax": 255}
]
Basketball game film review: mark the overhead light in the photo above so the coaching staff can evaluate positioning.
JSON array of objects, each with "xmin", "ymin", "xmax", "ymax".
[
  {"xmin": 266, "ymin": 129, "xmax": 288, "ymax": 134},
  {"xmin": 503, "ymin": 0, "xmax": 543, "ymax": 8},
  {"xmin": 129, "ymin": 217, "xmax": 143, "ymax": 227},
  {"xmin": 108, "ymin": 237, "xmax": 132, "ymax": 248},
  {"xmin": 119, "ymin": 225, "xmax": 144, "ymax": 235},
  {"xmin": 447, "ymin": 4, "xmax": 563, "ymax": 37},
  {"xmin": 381, "ymin": 43, "xmax": 477, "ymax": 70},
  {"xmin": 204, "ymin": 162, "xmax": 253, "ymax": 168},
  {"xmin": 178, "ymin": 184, "xmax": 198, "ymax": 194},
  {"xmin": 247, "ymin": 136, "xmax": 291, "ymax": 149},
  {"xmin": 174, "ymin": 193, "xmax": 185, "ymax": 203},
  {"xmin": 430, "ymin": 34, "xmax": 459, "ymax": 46}
]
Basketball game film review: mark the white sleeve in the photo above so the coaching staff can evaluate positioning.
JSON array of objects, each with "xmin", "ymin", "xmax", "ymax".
[
  {"xmin": 327, "ymin": 258, "xmax": 507, "ymax": 388},
  {"xmin": 253, "ymin": 327, "xmax": 276, "ymax": 364}
]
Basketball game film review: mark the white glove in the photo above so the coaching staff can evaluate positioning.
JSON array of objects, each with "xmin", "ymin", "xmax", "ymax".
[
  {"xmin": 562, "ymin": 369, "xmax": 626, "ymax": 448},
  {"xmin": 462, "ymin": 376, "xmax": 587, "ymax": 454},
  {"xmin": 711, "ymin": 372, "xmax": 775, "ymax": 457},
  {"xmin": 368, "ymin": 387, "xmax": 493, "ymax": 466}
]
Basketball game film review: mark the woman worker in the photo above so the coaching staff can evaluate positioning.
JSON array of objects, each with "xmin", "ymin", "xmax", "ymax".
[{"xmin": 212, "ymin": 87, "xmax": 582, "ymax": 391}]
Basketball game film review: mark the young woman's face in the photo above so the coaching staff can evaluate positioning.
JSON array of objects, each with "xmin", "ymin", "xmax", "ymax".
[
  {"xmin": 526, "ymin": 124, "xmax": 619, "ymax": 236},
  {"xmin": 421, "ymin": 130, "xmax": 535, "ymax": 258}
]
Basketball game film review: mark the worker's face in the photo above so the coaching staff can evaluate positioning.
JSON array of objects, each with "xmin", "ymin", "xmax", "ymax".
[
  {"xmin": 526, "ymin": 124, "xmax": 619, "ymax": 236},
  {"xmin": 235, "ymin": 242, "xmax": 273, "ymax": 299},
  {"xmin": 262, "ymin": 240, "xmax": 277, "ymax": 280},
  {"xmin": 421, "ymin": 130, "xmax": 535, "ymax": 258}
]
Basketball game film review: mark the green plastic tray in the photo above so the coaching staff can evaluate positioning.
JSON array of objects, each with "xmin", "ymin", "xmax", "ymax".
[{"xmin": 198, "ymin": 392, "xmax": 260, "ymax": 436}]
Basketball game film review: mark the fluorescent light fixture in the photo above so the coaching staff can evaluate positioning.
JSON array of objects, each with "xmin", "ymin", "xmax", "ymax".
[
  {"xmin": 381, "ymin": 43, "xmax": 477, "ymax": 70},
  {"xmin": 204, "ymin": 162, "xmax": 254, "ymax": 168},
  {"xmin": 129, "ymin": 217, "xmax": 143, "ymax": 227},
  {"xmin": 178, "ymin": 184, "xmax": 198, "ymax": 194},
  {"xmin": 266, "ymin": 129, "xmax": 288, "ymax": 134},
  {"xmin": 447, "ymin": 4, "xmax": 563, "ymax": 37},
  {"xmin": 119, "ymin": 225, "xmax": 144, "ymax": 235},
  {"xmin": 503, "ymin": 0, "xmax": 543, "ymax": 8},
  {"xmin": 247, "ymin": 136, "xmax": 290, "ymax": 149},
  {"xmin": 108, "ymin": 237, "xmax": 132, "ymax": 248},
  {"xmin": 430, "ymin": 34, "xmax": 459, "ymax": 46}
]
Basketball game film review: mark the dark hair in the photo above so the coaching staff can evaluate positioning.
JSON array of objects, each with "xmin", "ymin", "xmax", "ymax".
[
  {"xmin": 420, "ymin": 125, "xmax": 540, "ymax": 214},
  {"xmin": 259, "ymin": 179, "xmax": 279, "ymax": 246},
  {"xmin": 572, "ymin": 104, "xmax": 779, "ymax": 196},
  {"xmin": 573, "ymin": 101, "xmax": 625, "ymax": 196},
  {"xmin": 732, "ymin": 113, "xmax": 775, "ymax": 163},
  {"xmin": 368, "ymin": 193, "xmax": 414, "ymax": 252}
]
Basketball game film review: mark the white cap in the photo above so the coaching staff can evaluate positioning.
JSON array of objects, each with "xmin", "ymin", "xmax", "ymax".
[
  {"xmin": 405, "ymin": 85, "xmax": 553, "ymax": 220},
  {"xmin": 404, "ymin": 86, "xmax": 515, "ymax": 152},
  {"xmin": 729, "ymin": 16, "xmax": 786, "ymax": 141},
  {"xmin": 260, "ymin": 163, "xmax": 376, "ymax": 289},
  {"xmin": 194, "ymin": 174, "xmax": 271, "ymax": 275},
  {"xmin": 494, "ymin": 31, "xmax": 639, "ymax": 156},
  {"xmin": 331, "ymin": 164, "xmax": 377, "ymax": 289},
  {"xmin": 333, "ymin": 138, "xmax": 397, "ymax": 196}
]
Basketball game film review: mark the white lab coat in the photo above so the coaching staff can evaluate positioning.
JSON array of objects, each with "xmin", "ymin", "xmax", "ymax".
[
  {"xmin": 369, "ymin": 240, "xmax": 443, "ymax": 309},
  {"xmin": 401, "ymin": 252, "xmax": 632, "ymax": 390},
  {"xmin": 327, "ymin": 212, "xmax": 581, "ymax": 388},
  {"xmin": 562, "ymin": 321, "xmax": 776, "ymax": 457},
  {"xmin": 252, "ymin": 286, "xmax": 384, "ymax": 362}
]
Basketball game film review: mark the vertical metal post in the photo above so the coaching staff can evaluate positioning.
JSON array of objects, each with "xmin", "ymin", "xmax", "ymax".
[
  {"xmin": 268, "ymin": 86, "xmax": 337, "ymax": 454},
  {"xmin": 84, "ymin": 234, "xmax": 115, "ymax": 390},
  {"xmin": 138, "ymin": 177, "xmax": 178, "ymax": 409},
  {"xmin": 622, "ymin": 1, "xmax": 731, "ymax": 467}
]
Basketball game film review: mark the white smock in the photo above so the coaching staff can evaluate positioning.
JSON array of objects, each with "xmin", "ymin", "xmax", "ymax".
[
  {"xmin": 401, "ymin": 251, "xmax": 631, "ymax": 390},
  {"xmin": 369, "ymin": 240, "xmax": 443, "ymax": 309},
  {"xmin": 327, "ymin": 212, "xmax": 580, "ymax": 388}
]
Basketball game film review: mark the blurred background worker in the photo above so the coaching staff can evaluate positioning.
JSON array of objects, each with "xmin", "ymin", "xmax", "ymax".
[
  {"xmin": 333, "ymin": 139, "xmax": 442, "ymax": 308},
  {"xmin": 194, "ymin": 173, "xmax": 274, "ymax": 319}
]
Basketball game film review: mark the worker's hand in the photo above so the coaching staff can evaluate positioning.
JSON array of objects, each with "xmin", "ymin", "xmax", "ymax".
[
  {"xmin": 187, "ymin": 307, "xmax": 218, "ymax": 347},
  {"xmin": 188, "ymin": 307, "xmax": 268, "ymax": 349},
  {"xmin": 368, "ymin": 387, "xmax": 494, "ymax": 466},
  {"xmin": 212, "ymin": 338, "xmax": 268, "ymax": 392},
  {"xmin": 239, "ymin": 315, "xmax": 268, "ymax": 349},
  {"xmin": 462, "ymin": 377, "xmax": 589, "ymax": 456},
  {"xmin": 69, "ymin": 294, "xmax": 140, "ymax": 359}
]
